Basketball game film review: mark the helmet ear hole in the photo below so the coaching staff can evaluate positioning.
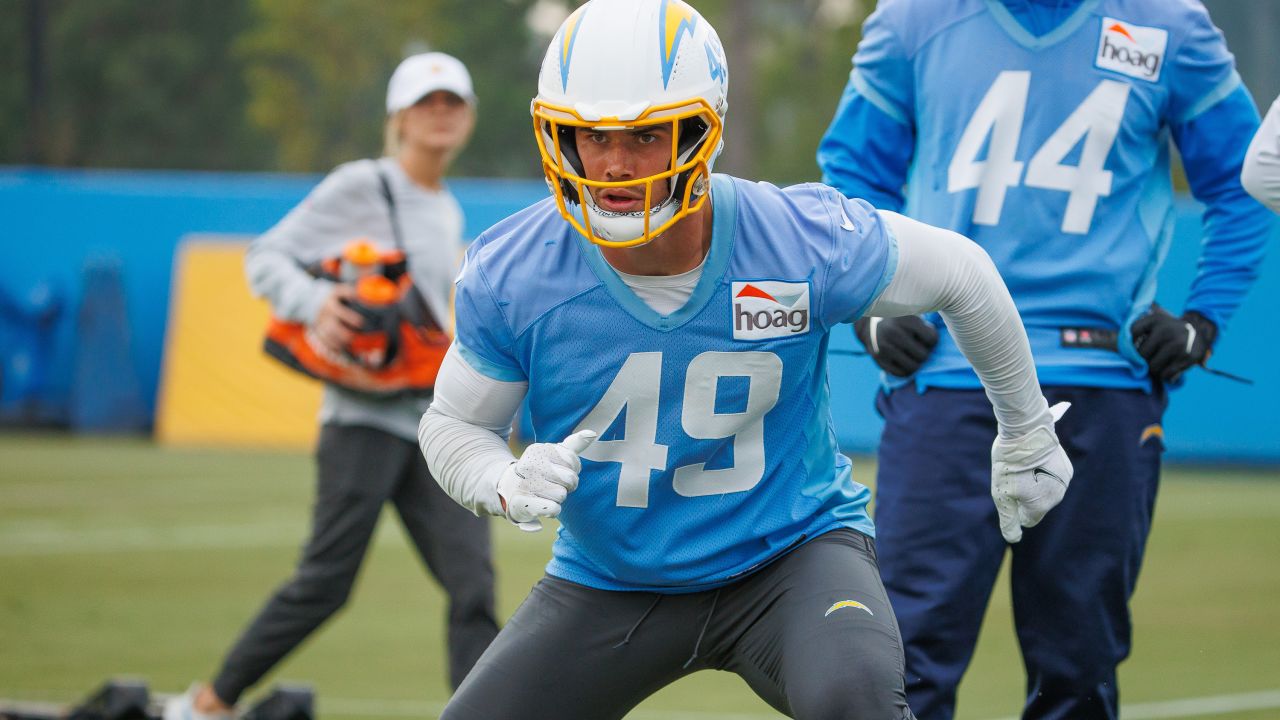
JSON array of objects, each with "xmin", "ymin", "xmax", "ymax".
[
  {"xmin": 550, "ymin": 123, "xmax": 585, "ymax": 204},
  {"xmin": 677, "ymin": 117, "xmax": 709, "ymax": 159},
  {"xmin": 671, "ymin": 115, "xmax": 713, "ymax": 200}
]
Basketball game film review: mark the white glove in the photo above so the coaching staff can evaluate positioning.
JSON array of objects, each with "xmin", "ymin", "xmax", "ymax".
[
  {"xmin": 496, "ymin": 430, "xmax": 597, "ymax": 532},
  {"xmin": 991, "ymin": 402, "xmax": 1073, "ymax": 544}
]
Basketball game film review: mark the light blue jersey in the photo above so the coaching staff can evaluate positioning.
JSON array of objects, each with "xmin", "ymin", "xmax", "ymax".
[
  {"xmin": 819, "ymin": 0, "xmax": 1271, "ymax": 390},
  {"xmin": 454, "ymin": 175, "xmax": 896, "ymax": 592}
]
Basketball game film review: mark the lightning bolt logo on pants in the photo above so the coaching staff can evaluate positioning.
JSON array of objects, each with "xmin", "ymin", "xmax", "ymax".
[{"xmin": 825, "ymin": 600, "xmax": 874, "ymax": 617}]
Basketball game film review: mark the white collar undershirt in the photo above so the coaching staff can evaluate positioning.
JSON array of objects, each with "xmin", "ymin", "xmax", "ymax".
[{"xmin": 612, "ymin": 256, "xmax": 708, "ymax": 315}]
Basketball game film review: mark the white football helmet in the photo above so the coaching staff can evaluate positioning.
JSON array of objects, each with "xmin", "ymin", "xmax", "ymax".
[{"xmin": 533, "ymin": 0, "xmax": 729, "ymax": 248}]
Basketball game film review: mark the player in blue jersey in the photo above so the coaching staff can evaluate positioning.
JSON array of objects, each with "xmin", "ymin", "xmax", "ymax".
[
  {"xmin": 818, "ymin": 1, "xmax": 1274, "ymax": 718},
  {"xmin": 418, "ymin": 0, "xmax": 1073, "ymax": 717}
]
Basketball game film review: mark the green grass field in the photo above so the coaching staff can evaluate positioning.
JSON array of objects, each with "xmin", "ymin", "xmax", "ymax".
[{"xmin": 1, "ymin": 433, "xmax": 1277, "ymax": 719}]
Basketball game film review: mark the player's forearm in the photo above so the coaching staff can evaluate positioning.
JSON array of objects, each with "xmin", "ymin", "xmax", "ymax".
[
  {"xmin": 867, "ymin": 211, "xmax": 1050, "ymax": 439},
  {"xmin": 418, "ymin": 406, "xmax": 513, "ymax": 517},
  {"xmin": 417, "ymin": 346, "xmax": 529, "ymax": 516}
]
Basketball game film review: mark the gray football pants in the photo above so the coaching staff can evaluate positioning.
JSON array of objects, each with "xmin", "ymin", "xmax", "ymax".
[
  {"xmin": 443, "ymin": 528, "xmax": 915, "ymax": 720},
  {"xmin": 211, "ymin": 423, "xmax": 499, "ymax": 703}
]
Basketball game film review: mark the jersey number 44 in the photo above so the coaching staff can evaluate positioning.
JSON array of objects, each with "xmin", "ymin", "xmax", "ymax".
[{"xmin": 949, "ymin": 70, "xmax": 1132, "ymax": 234}]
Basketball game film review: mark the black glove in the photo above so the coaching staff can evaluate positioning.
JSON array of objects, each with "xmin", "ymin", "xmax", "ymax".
[
  {"xmin": 853, "ymin": 315, "xmax": 939, "ymax": 377},
  {"xmin": 1130, "ymin": 306, "xmax": 1217, "ymax": 382}
]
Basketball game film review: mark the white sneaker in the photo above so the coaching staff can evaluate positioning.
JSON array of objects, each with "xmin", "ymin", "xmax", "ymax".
[{"xmin": 163, "ymin": 684, "xmax": 234, "ymax": 720}]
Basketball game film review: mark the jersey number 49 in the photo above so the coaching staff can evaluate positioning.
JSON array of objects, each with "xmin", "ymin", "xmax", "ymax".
[{"xmin": 573, "ymin": 351, "xmax": 782, "ymax": 509}]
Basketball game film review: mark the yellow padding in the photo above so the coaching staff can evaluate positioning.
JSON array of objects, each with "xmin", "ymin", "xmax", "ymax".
[{"xmin": 156, "ymin": 237, "xmax": 320, "ymax": 448}]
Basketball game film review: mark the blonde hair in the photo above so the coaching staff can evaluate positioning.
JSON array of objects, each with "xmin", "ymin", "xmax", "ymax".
[
  {"xmin": 382, "ymin": 102, "xmax": 476, "ymax": 161},
  {"xmin": 382, "ymin": 111, "xmax": 405, "ymax": 157}
]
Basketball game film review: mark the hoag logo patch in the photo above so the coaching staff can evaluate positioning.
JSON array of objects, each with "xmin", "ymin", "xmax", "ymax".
[
  {"xmin": 1095, "ymin": 17, "xmax": 1168, "ymax": 82},
  {"xmin": 732, "ymin": 281, "xmax": 810, "ymax": 340}
]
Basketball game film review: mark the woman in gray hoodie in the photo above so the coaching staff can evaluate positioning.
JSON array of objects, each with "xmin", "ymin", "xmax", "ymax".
[{"xmin": 167, "ymin": 52, "xmax": 498, "ymax": 720}]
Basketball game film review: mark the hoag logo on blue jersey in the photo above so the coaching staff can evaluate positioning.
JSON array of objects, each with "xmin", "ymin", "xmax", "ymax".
[
  {"xmin": 732, "ymin": 280, "xmax": 810, "ymax": 340},
  {"xmin": 1095, "ymin": 18, "xmax": 1168, "ymax": 82}
]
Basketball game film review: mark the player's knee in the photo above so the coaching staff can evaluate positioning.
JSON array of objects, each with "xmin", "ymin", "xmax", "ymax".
[{"xmin": 787, "ymin": 658, "xmax": 912, "ymax": 720}]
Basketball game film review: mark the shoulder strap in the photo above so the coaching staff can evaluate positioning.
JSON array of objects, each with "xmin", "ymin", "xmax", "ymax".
[
  {"xmin": 376, "ymin": 163, "xmax": 445, "ymax": 334},
  {"xmin": 375, "ymin": 164, "xmax": 405, "ymax": 250}
]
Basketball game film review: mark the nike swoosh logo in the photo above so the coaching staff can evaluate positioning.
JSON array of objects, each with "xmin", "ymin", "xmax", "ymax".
[
  {"xmin": 840, "ymin": 211, "xmax": 855, "ymax": 232},
  {"xmin": 1033, "ymin": 467, "xmax": 1063, "ymax": 485}
]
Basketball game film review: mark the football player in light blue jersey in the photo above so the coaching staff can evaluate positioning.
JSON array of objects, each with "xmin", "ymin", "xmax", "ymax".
[
  {"xmin": 818, "ymin": 1, "xmax": 1274, "ymax": 718},
  {"xmin": 419, "ymin": 0, "xmax": 1071, "ymax": 717}
]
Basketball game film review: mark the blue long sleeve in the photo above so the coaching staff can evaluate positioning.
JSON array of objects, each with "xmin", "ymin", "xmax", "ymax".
[
  {"xmin": 1173, "ymin": 85, "xmax": 1277, "ymax": 330},
  {"xmin": 817, "ymin": 81, "xmax": 915, "ymax": 212},
  {"xmin": 817, "ymin": 7, "xmax": 917, "ymax": 212}
]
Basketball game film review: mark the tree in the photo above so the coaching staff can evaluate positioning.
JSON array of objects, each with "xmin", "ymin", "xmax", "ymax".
[
  {"xmin": 700, "ymin": 0, "xmax": 871, "ymax": 184},
  {"xmin": 0, "ymin": 0, "xmax": 871, "ymax": 181},
  {"xmin": 3, "ymin": 0, "xmax": 268, "ymax": 169},
  {"xmin": 237, "ymin": 0, "xmax": 546, "ymax": 176}
]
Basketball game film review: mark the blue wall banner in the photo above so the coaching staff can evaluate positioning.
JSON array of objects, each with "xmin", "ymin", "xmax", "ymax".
[{"xmin": 0, "ymin": 167, "xmax": 1275, "ymax": 462}]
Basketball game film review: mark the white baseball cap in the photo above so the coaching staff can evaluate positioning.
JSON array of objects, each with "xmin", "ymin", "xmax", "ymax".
[{"xmin": 386, "ymin": 52, "xmax": 475, "ymax": 114}]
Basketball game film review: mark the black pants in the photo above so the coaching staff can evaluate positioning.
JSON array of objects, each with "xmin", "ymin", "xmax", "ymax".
[
  {"xmin": 212, "ymin": 424, "xmax": 499, "ymax": 703},
  {"xmin": 443, "ymin": 529, "xmax": 914, "ymax": 720}
]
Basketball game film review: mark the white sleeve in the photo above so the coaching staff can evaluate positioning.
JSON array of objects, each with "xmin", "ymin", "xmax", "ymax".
[
  {"xmin": 1242, "ymin": 96, "xmax": 1280, "ymax": 214},
  {"xmin": 417, "ymin": 345, "xmax": 529, "ymax": 517},
  {"xmin": 867, "ymin": 210, "xmax": 1052, "ymax": 439}
]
